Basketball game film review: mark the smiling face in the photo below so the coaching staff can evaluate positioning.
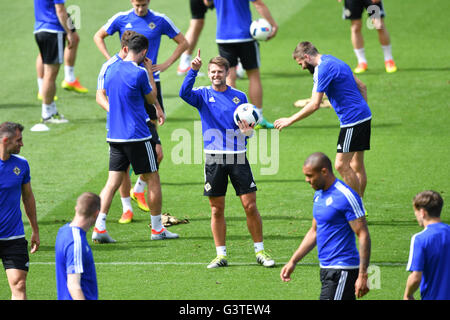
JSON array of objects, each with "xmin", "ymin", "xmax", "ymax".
[{"xmin": 208, "ymin": 63, "xmax": 229, "ymax": 89}]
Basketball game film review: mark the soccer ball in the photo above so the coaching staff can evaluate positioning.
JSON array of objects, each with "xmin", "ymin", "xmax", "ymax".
[
  {"xmin": 233, "ymin": 103, "xmax": 261, "ymax": 127},
  {"xmin": 250, "ymin": 18, "xmax": 272, "ymax": 41}
]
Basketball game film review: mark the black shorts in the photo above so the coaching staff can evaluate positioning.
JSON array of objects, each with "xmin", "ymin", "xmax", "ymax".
[
  {"xmin": 35, "ymin": 31, "xmax": 66, "ymax": 64},
  {"xmin": 147, "ymin": 120, "xmax": 161, "ymax": 145},
  {"xmin": 109, "ymin": 140, "xmax": 158, "ymax": 174},
  {"xmin": 145, "ymin": 81, "xmax": 164, "ymax": 121},
  {"xmin": 337, "ymin": 119, "xmax": 371, "ymax": 153},
  {"xmin": 319, "ymin": 268, "xmax": 359, "ymax": 300},
  {"xmin": 218, "ymin": 41, "xmax": 260, "ymax": 70},
  {"xmin": 190, "ymin": 0, "xmax": 211, "ymax": 19},
  {"xmin": 204, "ymin": 153, "xmax": 257, "ymax": 197},
  {"xmin": 0, "ymin": 238, "xmax": 29, "ymax": 272},
  {"xmin": 343, "ymin": 0, "xmax": 385, "ymax": 20}
]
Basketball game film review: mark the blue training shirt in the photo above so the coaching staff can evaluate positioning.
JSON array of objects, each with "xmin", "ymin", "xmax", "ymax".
[
  {"xmin": 34, "ymin": 0, "xmax": 66, "ymax": 33},
  {"xmin": 102, "ymin": 9, "xmax": 180, "ymax": 81},
  {"xmin": 407, "ymin": 222, "xmax": 450, "ymax": 300},
  {"xmin": 0, "ymin": 155, "xmax": 31, "ymax": 240},
  {"xmin": 313, "ymin": 55, "xmax": 372, "ymax": 128},
  {"xmin": 313, "ymin": 179, "xmax": 366, "ymax": 268},
  {"xmin": 55, "ymin": 224, "xmax": 98, "ymax": 300},
  {"xmin": 104, "ymin": 60, "xmax": 152, "ymax": 143},
  {"xmin": 180, "ymin": 69, "xmax": 250, "ymax": 153},
  {"xmin": 214, "ymin": 0, "xmax": 255, "ymax": 43}
]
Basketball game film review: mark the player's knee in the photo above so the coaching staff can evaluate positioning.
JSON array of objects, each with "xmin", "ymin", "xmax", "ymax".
[
  {"xmin": 335, "ymin": 159, "xmax": 351, "ymax": 175},
  {"xmin": 350, "ymin": 21, "xmax": 363, "ymax": 33},
  {"xmin": 243, "ymin": 201, "xmax": 258, "ymax": 215},
  {"xmin": 10, "ymin": 278, "xmax": 26, "ymax": 296}
]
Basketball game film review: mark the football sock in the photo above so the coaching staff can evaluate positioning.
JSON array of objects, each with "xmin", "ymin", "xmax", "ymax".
[
  {"xmin": 179, "ymin": 53, "xmax": 191, "ymax": 69},
  {"xmin": 134, "ymin": 177, "xmax": 147, "ymax": 193},
  {"xmin": 37, "ymin": 78, "xmax": 43, "ymax": 94},
  {"xmin": 64, "ymin": 65, "xmax": 76, "ymax": 83},
  {"xmin": 354, "ymin": 48, "xmax": 367, "ymax": 64},
  {"xmin": 42, "ymin": 102, "xmax": 56, "ymax": 119},
  {"xmin": 381, "ymin": 44, "xmax": 394, "ymax": 61},
  {"xmin": 254, "ymin": 242, "xmax": 264, "ymax": 253},
  {"xmin": 151, "ymin": 214, "xmax": 163, "ymax": 232},
  {"xmin": 121, "ymin": 197, "xmax": 133, "ymax": 213},
  {"xmin": 95, "ymin": 213, "xmax": 107, "ymax": 232},
  {"xmin": 216, "ymin": 246, "xmax": 227, "ymax": 257}
]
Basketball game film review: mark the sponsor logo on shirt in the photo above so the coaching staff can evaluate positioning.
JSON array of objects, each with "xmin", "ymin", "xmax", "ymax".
[{"xmin": 125, "ymin": 23, "xmax": 132, "ymax": 28}]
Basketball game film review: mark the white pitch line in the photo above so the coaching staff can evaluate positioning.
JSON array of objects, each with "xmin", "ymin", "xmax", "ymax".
[{"xmin": 31, "ymin": 261, "xmax": 406, "ymax": 266}]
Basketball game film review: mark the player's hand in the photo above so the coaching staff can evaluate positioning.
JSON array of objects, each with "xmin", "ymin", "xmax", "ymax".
[
  {"xmin": 280, "ymin": 262, "xmax": 296, "ymax": 282},
  {"xmin": 267, "ymin": 24, "xmax": 278, "ymax": 40},
  {"xmin": 152, "ymin": 61, "xmax": 170, "ymax": 73},
  {"xmin": 191, "ymin": 49, "xmax": 202, "ymax": 71},
  {"xmin": 143, "ymin": 57, "xmax": 153, "ymax": 72},
  {"xmin": 274, "ymin": 117, "xmax": 292, "ymax": 131},
  {"xmin": 355, "ymin": 273, "xmax": 370, "ymax": 298},
  {"xmin": 237, "ymin": 119, "xmax": 254, "ymax": 135},
  {"xmin": 30, "ymin": 232, "xmax": 40, "ymax": 254}
]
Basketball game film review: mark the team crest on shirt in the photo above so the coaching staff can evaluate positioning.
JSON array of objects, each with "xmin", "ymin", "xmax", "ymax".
[
  {"xmin": 148, "ymin": 22, "xmax": 156, "ymax": 30},
  {"xmin": 232, "ymin": 97, "xmax": 240, "ymax": 104},
  {"xmin": 13, "ymin": 166, "xmax": 21, "ymax": 176},
  {"xmin": 326, "ymin": 197, "xmax": 333, "ymax": 206}
]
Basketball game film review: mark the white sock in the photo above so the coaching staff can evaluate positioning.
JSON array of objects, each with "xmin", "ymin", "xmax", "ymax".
[
  {"xmin": 134, "ymin": 177, "xmax": 147, "ymax": 193},
  {"xmin": 254, "ymin": 242, "xmax": 264, "ymax": 253},
  {"xmin": 37, "ymin": 78, "xmax": 43, "ymax": 94},
  {"xmin": 42, "ymin": 103, "xmax": 55, "ymax": 119},
  {"xmin": 381, "ymin": 44, "xmax": 393, "ymax": 61},
  {"xmin": 151, "ymin": 214, "xmax": 163, "ymax": 232},
  {"xmin": 121, "ymin": 197, "xmax": 133, "ymax": 213},
  {"xmin": 179, "ymin": 52, "xmax": 191, "ymax": 69},
  {"xmin": 354, "ymin": 48, "xmax": 367, "ymax": 64},
  {"xmin": 216, "ymin": 246, "xmax": 227, "ymax": 257},
  {"xmin": 64, "ymin": 65, "xmax": 76, "ymax": 83},
  {"xmin": 95, "ymin": 213, "xmax": 107, "ymax": 231}
]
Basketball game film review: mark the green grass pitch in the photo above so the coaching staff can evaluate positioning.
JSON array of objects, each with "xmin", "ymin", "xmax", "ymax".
[{"xmin": 0, "ymin": 0, "xmax": 449, "ymax": 301}]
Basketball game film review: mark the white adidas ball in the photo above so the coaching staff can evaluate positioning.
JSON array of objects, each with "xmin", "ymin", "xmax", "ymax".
[
  {"xmin": 233, "ymin": 103, "xmax": 261, "ymax": 129},
  {"xmin": 250, "ymin": 18, "xmax": 272, "ymax": 41}
]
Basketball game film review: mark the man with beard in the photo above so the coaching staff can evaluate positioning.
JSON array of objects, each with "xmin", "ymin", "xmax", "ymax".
[{"xmin": 274, "ymin": 42, "xmax": 371, "ymax": 199}]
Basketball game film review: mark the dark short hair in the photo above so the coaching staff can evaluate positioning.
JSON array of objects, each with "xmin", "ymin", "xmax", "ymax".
[
  {"xmin": 304, "ymin": 152, "xmax": 333, "ymax": 173},
  {"xmin": 121, "ymin": 30, "xmax": 138, "ymax": 48},
  {"xmin": 127, "ymin": 33, "xmax": 149, "ymax": 54},
  {"xmin": 293, "ymin": 41, "xmax": 319, "ymax": 59},
  {"xmin": 0, "ymin": 122, "xmax": 24, "ymax": 138},
  {"xmin": 413, "ymin": 190, "xmax": 444, "ymax": 218},
  {"xmin": 208, "ymin": 56, "xmax": 230, "ymax": 72}
]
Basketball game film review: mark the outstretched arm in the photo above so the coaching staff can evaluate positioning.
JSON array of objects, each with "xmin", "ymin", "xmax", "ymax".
[{"xmin": 274, "ymin": 91, "xmax": 324, "ymax": 131}]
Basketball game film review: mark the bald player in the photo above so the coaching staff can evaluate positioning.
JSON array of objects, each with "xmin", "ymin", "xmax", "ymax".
[{"xmin": 280, "ymin": 152, "xmax": 371, "ymax": 300}]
